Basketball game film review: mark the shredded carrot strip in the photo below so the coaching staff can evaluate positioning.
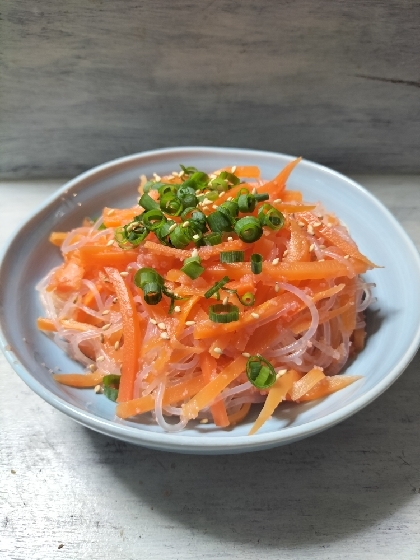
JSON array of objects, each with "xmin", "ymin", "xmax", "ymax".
[
  {"xmin": 52, "ymin": 371, "xmax": 105, "ymax": 387},
  {"xmin": 49, "ymin": 232, "xmax": 68, "ymax": 246},
  {"xmin": 289, "ymin": 368, "xmax": 326, "ymax": 401},
  {"xmin": 228, "ymin": 402, "xmax": 251, "ymax": 425},
  {"xmin": 200, "ymin": 353, "xmax": 230, "ymax": 427}
]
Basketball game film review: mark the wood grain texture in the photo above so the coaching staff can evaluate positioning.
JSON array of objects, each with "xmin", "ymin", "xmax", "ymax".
[
  {"xmin": 1, "ymin": 1, "xmax": 420, "ymax": 178},
  {"xmin": 1, "ymin": 177, "xmax": 420, "ymax": 559}
]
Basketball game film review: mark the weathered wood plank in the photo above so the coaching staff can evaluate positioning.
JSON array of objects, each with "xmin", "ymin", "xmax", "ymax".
[{"xmin": 0, "ymin": 1, "xmax": 419, "ymax": 177}]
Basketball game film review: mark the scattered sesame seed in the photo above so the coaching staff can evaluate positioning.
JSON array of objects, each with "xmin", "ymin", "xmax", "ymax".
[
  {"xmin": 319, "ymin": 258, "xmax": 325, "ymax": 262},
  {"xmin": 251, "ymin": 312, "xmax": 260, "ymax": 319},
  {"xmin": 212, "ymin": 204, "xmax": 218, "ymax": 210},
  {"xmin": 213, "ymin": 347, "xmax": 223, "ymax": 354},
  {"xmin": 209, "ymin": 174, "xmax": 217, "ymax": 180},
  {"xmin": 307, "ymin": 225, "xmax": 314, "ymax": 235},
  {"xmin": 102, "ymin": 324, "xmax": 111, "ymax": 331},
  {"xmin": 283, "ymin": 250, "xmax": 288, "ymax": 256},
  {"xmin": 168, "ymin": 223, "xmax": 177, "ymax": 233},
  {"xmin": 72, "ymin": 193, "xmax": 77, "ymax": 197},
  {"xmin": 182, "ymin": 221, "xmax": 190, "ymax": 228},
  {"xmin": 153, "ymin": 173, "xmax": 161, "ymax": 181},
  {"xmin": 313, "ymin": 221, "xmax": 322, "ymax": 227},
  {"xmin": 96, "ymin": 356, "xmax": 105, "ymax": 362},
  {"xmin": 174, "ymin": 305, "xmax": 181, "ymax": 313},
  {"xmin": 114, "ymin": 341, "xmax": 120, "ymax": 351},
  {"xmin": 120, "ymin": 271, "xmax": 129, "ymax": 277},
  {"xmin": 202, "ymin": 198, "xmax": 212, "ymax": 205},
  {"xmin": 275, "ymin": 283, "xmax": 280, "ymax": 292},
  {"xmin": 113, "ymin": 297, "xmax": 118, "ymax": 304},
  {"xmin": 274, "ymin": 199, "xmax": 282, "ymax": 204},
  {"xmin": 242, "ymin": 352, "xmax": 250, "ymax": 358},
  {"xmin": 276, "ymin": 369, "xmax": 288, "ymax": 378},
  {"xmin": 94, "ymin": 384, "xmax": 102, "ymax": 394},
  {"xmin": 200, "ymin": 418, "xmax": 209, "ymax": 424},
  {"xmin": 231, "ymin": 166, "xmax": 237, "ymax": 173},
  {"xmin": 227, "ymin": 236, "xmax": 233, "ymax": 241},
  {"xmin": 103, "ymin": 278, "xmax": 110, "ymax": 283},
  {"xmin": 192, "ymin": 234, "xmax": 200, "ymax": 240},
  {"xmin": 222, "ymin": 296, "xmax": 229, "ymax": 305},
  {"xmin": 157, "ymin": 322, "xmax": 167, "ymax": 330},
  {"xmin": 89, "ymin": 364, "xmax": 96, "ymax": 372},
  {"xmin": 150, "ymin": 319, "xmax": 157, "ymax": 325},
  {"xmin": 227, "ymin": 197, "xmax": 233, "ymax": 202},
  {"xmin": 107, "ymin": 209, "xmax": 115, "ymax": 216},
  {"xmin": 309, "ymin": 244, "xmax": 315, "ymax": 252},
  {"xmin": 251, "ymin": 187, "xmax": 257, "ymax": 195},
  {"xmin": 77, "ymin": 202, "xmax": 82, "ymax": 207},
  {"xmin": 106, "ymin": 239, "xmax": 114, "ymax": 247},
  {"xmin": 185, "ymin": 320, "xmax": 196, "ymax": 326},
  {"xmin": 102, "ymin": 309, "xmax": 110, "ymax": 315},
  {"xmin": 172, "ymin": 171, "xmax": 179, "ymax": 177},
  {"xmin": 179, "ymin": 170, "xmax": 185, "ymax": 177},
  {"xmin": 272, "ymin": 258, "xmax": 279, "ymax": 265},
  {"xmin": 326, "ymin": 222, "xmax": 333, "ymax": 227},
  {"xmin": 344, "ymin": 254, "xmax": 350, "ymax": 259},
  {"xmin": 298, "ymin": 221, "xmax": 305, "ymax": 227},
  {"xmin": 191, "ymin": 248, "xmax": 199, "ymax": 257},
  {"xmin": 320, "ymin": 244, "xmax": 326, "ymax": 249},
  {"xmin": 160, "ymin": 332, "xmax": 170, "ymax": 340}
]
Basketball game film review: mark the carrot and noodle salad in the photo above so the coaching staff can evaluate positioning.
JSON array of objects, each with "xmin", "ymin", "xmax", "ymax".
[{"xmin": 37, "ymin": 160, "xmax": 377, "ymax": 434}]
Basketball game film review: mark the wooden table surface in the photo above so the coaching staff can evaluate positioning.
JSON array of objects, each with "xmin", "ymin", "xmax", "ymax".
[{"xmin": 1, "ymin": 177, "xmax": 420, "ymax": 560}]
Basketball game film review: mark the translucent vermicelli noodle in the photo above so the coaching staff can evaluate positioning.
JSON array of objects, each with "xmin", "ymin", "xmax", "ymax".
[{"xmin": 37, "ymin": 161, "xmax": 378, "ymax": 435}]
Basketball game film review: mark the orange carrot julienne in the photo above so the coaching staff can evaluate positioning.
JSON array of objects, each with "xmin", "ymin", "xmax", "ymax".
[
  {"xmin": 289, "ymin": 367, "xmax": 325, "ymax": 401},
  {"xmin": 228, "ymin": 402, "xmax": 251, "ymax": 425},
  {"xmin": 105, "ymin": 267, "xmax": 141, "ymax": 402},
  {"xmin": 49, "ymin": 232, "xmax": 68, "ymax": 246},
  {"xmin": 298, "ymin": 375, "xmax": 362, "ymax": 402},
  {"xmin": 200, "ymin": 353, "xmax": 230, "ymax": 427},
  {"xmin": 52, "ymin": 371, "xmax": 105, "ymax": 387}
]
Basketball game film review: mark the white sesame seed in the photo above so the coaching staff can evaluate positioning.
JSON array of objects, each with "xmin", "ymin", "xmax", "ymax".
[
  {"xmin": 153, "ymin": 173, "xmax": 161, "ymax": 181},
  {"xmin": 212, "ymin": 204, "xmax": 218, "ymax": 210},
  {"xmin": 213, "ymin": 347, "xmax": 223, "ymax": 354},
  {"xmin": 274, "ymin": 199, "xmax": 282, "ymax": 204},
  {"xmin": 102, "ymin": 324, "xmax": 111, "ymax": 331},
  {"xmin": 191, "ymin": 248, "xmax": 199, "ymax": 257},
  {"xmin": 275, "ymin": 283, "xmax": 280, "ymax": 292},
  {"xmin": 227, "ymin": 197, "xmax": 233, "ymax": 202},
  {"xmin": 231, "ymin": 166, "xmax": 237, "ymax": 173},
  {"xmin": 179, "ymin": 170, "xmax": 185, "ymax": 177},
  {"xmin": 202, "ymin": 198, "xmax": 212, "ymax": 205},
  {"xmin": 106, "ymin": 239, "xmax": 114, "ymax": 247},
  {"xmin": 72, "ymin": 193, "xmax": 77, "ymax": 197},
  {"xmin": 150, "ymin": 319, "xmax": 157, "ymax": 325},
  {"xmin": 94, "ymin": 385, "xmax": 102, "ymax": 394},
  {"xmin": 192, "ymin": 234, "xmax": 200, "ymax": 240},
  {"xmin": 222, "ymin": 296, "xmax": 229, "ymax": 305},
  {"xmin": 96, "ymin": 355, "xmax": 105, "ymax": 362},
  {"xmin": 174, "ymin": 305, "xmax": 181, "ymax": 313},
  {"xmin": 242, "ymin": 352, "xmax": 250, "ymax": 358},
  {"xmin": 114, "ymin": 341, "xmax": 120, "ymax": 351},
  {"xmin": 160, "ymin": 332, "xmax": 170, "ymax": 340},
  {"xmin": 120, "ymin": 271, "xmax": 129, "ymax": 277},
  {"xmin": 320, "ymin": 244, "xmax": 326, "ymax": 249},
  {"xmin": 182, "ymin": 221, "xmax": 190, "ymax": 228},
  {"xmin": 168, "ymin": 223, "xmax": 177, "ymax": 233},
  {"xmin": 298, "ymin": 221, "xmax": 305, "ymax": 227},
  {"xmin": 252, "ymin": 187, "xmax": 257, "ymax": 195},
  {"xmin": 172, "ymin": 171, "xmax": 179, "ymax": 177},
  {"xmin": 185, "ymin": 320, "xmax": 196, "ymax": 326},
  {"xmin": 276, "ymin": 369, "xmax": 288, "ymax": 378},
  {"xmin": 107, "ymin": 209, "xmax": 115, "ymax": 216},
  {"xmin": 113, "ymin": 297, "xmax": 118, "ymax": 304},
  {"xmin": 319, "ymin": 258, "xmax": 325, "ymax": 262},
  {"xmin": 326, "ymin": 222, "xmax": 333, "ymax": 228},
  {"xmin": 89, "ymin": 364, "xmax": 97, "ymax": 372},
  {"xmin": 283, "ymin": 250, "xmax": 288, "ymax": 256},
  {"xmin": 77, "ymin": 202, "xmax": 82, "ymax": 207},
  {"xmin": 227, "ymin": 236, "xmax": 233, "ymax": 241},
  {"xmin": 200, "ymin": 418, "xmax": 209, "ymax": 424},
  {"xmin": 251, "ymin": 312, "xmax": 260, "ymax": 319},
  {"xmin": 102, "ymin": 309, "xmax": 110, "ymax": 315},
  {"xmin": 272, "ymin": 258, "xmax": 279, "ymax": 265},
  {"xmin": 309, "ymin": 244, "xmax": 315, "ymax": 252},
  {"xmin": 307, "ymin": 225, "xmax": 314, "ymax": 235},
  {"xmin": 157, "ymin": 322, "xmax": 167, "ymax": 330},
  {"xmin": 344, "ymin": 254, "xmax": 350, "ymax": 259},
  {"xmin": 209, "ymin": 174, "xmax": 217, "ymax": 180},
  {"xmin": 313, "ymin": 221, "xmax": 322, "ymax": 227}
]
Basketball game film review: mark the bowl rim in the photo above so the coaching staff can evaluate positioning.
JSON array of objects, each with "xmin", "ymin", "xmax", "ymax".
[{"xmin": 1, "ymin": 146, "xmax": 420, "ymax": 452}]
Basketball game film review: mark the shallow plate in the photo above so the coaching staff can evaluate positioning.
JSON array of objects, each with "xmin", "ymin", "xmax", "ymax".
[{"xmin": 1, "ymin": 147, "xmax": 420, "ymax": 454}]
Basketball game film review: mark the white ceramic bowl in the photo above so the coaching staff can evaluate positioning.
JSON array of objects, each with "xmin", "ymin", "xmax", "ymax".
[{"xmin": 1, "ymin": 147, "xmax": 420, "ymax": 454}]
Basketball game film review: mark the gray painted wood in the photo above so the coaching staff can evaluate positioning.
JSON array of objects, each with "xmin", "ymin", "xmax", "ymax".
[
  {"xmin": 1, "ymin": 177, "xmax": 420, "ymax": 559},
  {"xmin": 1, "ymin": 1, "xmax": 420, "ymax": 178}
]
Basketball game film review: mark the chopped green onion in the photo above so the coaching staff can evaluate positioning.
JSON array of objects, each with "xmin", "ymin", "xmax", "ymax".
[
  {"xmin": 210, "ymin": 171, "xmax": 240, "ymax": 192},
  {"xmin": 180, "ymin": 164, "xmax": 199, "ymax": 177},
  {"xmin": 155, "ymin": 220, "xmax": 176, "ymax": 245},
  {"xmin": 143, "ymin": 180, "xmax": 166, "ymax": 194},
  {"xmin": 181, "ymin": 171, "xmax": 209, "ymax": 191},
  {"xmin": 158, "ymin": 183, "xmax": 178, "ymax": 198},
  {"xmin": 240, "ymin": 292, "xmax": 255, "ymax": 306},
  {"xmin": 169, "ymin": 224, "xmax": 196, "ymax": 249},
  {"xmin": 177, "ymin": 185, "xmax": 198, "ymax": 208},
  {"xmin": 143, "ymin": 282, "xmax": 163, "ymax": 305},
  {"xmin": 218, "ymin": 201, "xmax": 239, "ymax": 219},
  {"xmin": 142, "ymin": 209, "xmax": 167, "ymax": 232},
  {"xmin": 246, "ymin": 356, "xmax": 277, "ymax": 389},
  {"xmin": 251, "ymin": 253, "xmax": 263, "ymax": 274},
  {"xmin": 237, "ymin": 193, "xmax": 256, "ymax": 213},
  {"xmin": 202, "ymin": 232, "xmax": 223, "ymax": 246},
  {"xmin": 209, "ymin": 303, "xmax": 240, "ymax": 323},
  {"xmin": 180, "ymin": 209, "xmax": 208, "ymax": 233},
  {"xmin": 220, "ymin": 251, "xmax": 245, "ymax": 263},
  {"xmin": 139, "ymin": 193, "xmax": 159, "ymax": 211},
  {"xmin": 204, "ymin": 276, "xmax": 231, "ymax": 298},
  {"xmin": 115, "ymin": 220, "xmax": 148, "ymax": 248},
  {"xmin": 102, "ymin": 374, "xmax": 121, "ymax": 402},
  {"xmin": 134, "ymin": 267, "xmax": 164, "ymax": 289},
  {"xmin": 258, "ymin": 203, "xmax": 285, "ymax": 230},
  {"xmin": 202, "ymin": 191, "xmax": 219, "ymax": 201},
  {"xmin": 160, "ymin": 193, "xmax": 183, "ymax": 216},
  {"xmin": 207, "ymin": 211, "xmax": 233, "ymax": 233},
  {"xmin": 254, "ymin": 193, "xmax": 269, "ymax": 202},
  {"xmin": 181, "ymin": 256, "xmax": 205, "ymax": 279},
  {"xmin": 234, "ymin": 216, "xmax": 263, "ymax": 242}
]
